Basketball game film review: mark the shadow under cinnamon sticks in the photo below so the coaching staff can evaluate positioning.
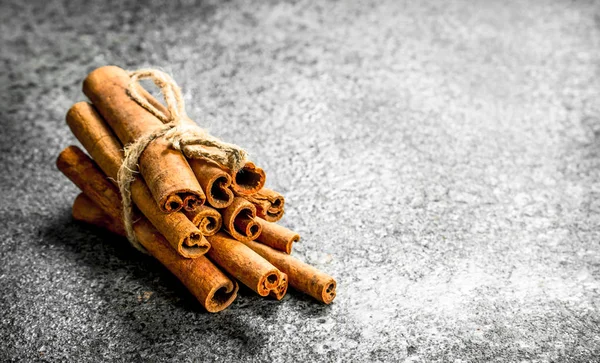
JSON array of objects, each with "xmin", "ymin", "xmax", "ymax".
[
  {"xmin": 40, "ymin": 210, "xmax": 209, "ymax": 312},
  {"xmin": 40, "ymin": 211, "xmax": 270, "ymax": 356}
]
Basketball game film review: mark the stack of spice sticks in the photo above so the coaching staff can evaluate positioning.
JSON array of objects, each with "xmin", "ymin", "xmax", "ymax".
[{"xmin": 56, "ymin": 66, "xmax": 337, "ymax": 312}]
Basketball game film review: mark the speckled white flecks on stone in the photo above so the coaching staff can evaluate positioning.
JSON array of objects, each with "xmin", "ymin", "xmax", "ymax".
[{"xmin": 1, "ymin": 0, "xmax": 600, "ymax": 362}]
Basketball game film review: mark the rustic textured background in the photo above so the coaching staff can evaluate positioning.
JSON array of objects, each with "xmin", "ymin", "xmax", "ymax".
[{"xmin": 1, "ymin": 0, "xmax": 600, "ymax": 361}]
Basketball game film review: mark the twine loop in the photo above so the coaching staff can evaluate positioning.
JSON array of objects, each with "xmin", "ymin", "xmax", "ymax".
[{"xmin": 117, "ymin": 68, "xmax": 247, "ymax": 250}]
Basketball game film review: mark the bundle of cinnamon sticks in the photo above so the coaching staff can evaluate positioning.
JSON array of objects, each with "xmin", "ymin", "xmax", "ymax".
[{"xmin": 57, "ymin": 66, "xmax": 336, "ymax": 312}]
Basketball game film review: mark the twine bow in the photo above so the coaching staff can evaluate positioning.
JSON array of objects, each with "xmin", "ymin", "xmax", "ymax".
[{"xmin": 117, "ymin": 68, "xmax": 247, "ymax": 251}]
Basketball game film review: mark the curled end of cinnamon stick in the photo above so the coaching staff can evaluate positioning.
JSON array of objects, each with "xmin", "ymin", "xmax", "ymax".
[
  {"xmin": 183, "ymin": 192, "xmax": 204, "ymax": 212},
  {"xmin": 233, "ymin": 216, "xmax": 262, "ymax": 241},
  {"xmin": 223, "ymin": 198, "xmax": 262, "ymax": 242},
  {"xmin": 258, "ymin": 269, "xmax": 281, "ymax": 296},
  {"xmin": 231, "ymin": 162, "xmax": 266, "ymax": 195},
  {"xmin": 179, "ymin": 233, "xmax": 211, "ymax": 258},
  {"xmin": 284, "ymin": 234, "xmax": 299, "ymax": 255},
  {"xmin": 184, "ymin": 205, "xmax": 222, "ymax": 237},
  {"xmin": 163, "ymin": 194, "xmax": 184, "ymax": 213},
  {"xmin": 205, "ymin": 279, "xmax": 239, "ymax": 313},
  {"xmin": 269, "ymin": 195, "xmax": 284, "ymax": 211},
  {"xmin": 258, "ymin": 209, "xmax": 284, "ymax": 223},
  {"xmin": 198, "ymin": 214, "xmax": 221, "ymax": 237},
  {"xmin": 320, "ymin": 279, "xmax": 337, "ymax": 305},
  {"xmin": 160, "ymin": 190, "xmax": 204, "ymax": 213},
  {"xmin": 207, "ymin": 174, "xmax": 235, "ymax": 209},
  {"xmin": 270, "ymin": 272, "xmax": 288, "ymax": 301},
  {"xmin": 246, "ymin": 188, "xmax": 285, "ymax": 222},
  {"xmin": 188, "ymin": 159, "xmax": 235, "ymax": 209}
]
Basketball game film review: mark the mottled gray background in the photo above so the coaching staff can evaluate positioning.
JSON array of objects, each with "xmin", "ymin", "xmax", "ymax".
[{"xmin": 1, "ymin": 0, "xmax": 600, "ymax": 361}]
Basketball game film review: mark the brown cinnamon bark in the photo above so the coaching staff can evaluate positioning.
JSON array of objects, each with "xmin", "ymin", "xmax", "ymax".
[
  {"xmin": 188, "ymin": 159, "xmax": 234, "ymax": 209},
  {"xmin": 65, "ymin": 102, "xmax": 209, "ymax": 258},
  {"xmin": 134, "ymin": 219, "xmax": 238, "ymax": 313},
  {"xmin": 243, "ymin": 188, "xmax": 285, "ymax": 222},
  {"xmin": 138, "ymin": 87, "xmax": 266, "ymax": 200},
  {"xmin": 83, "ymin": 65, "xmax": 205, "ymax": 213},
  {"xmin": 65, "ymin": 102, "xmax": 123, "ymax": 181},
  {"xmin": 56, "ymin": 145, "xmax": 123, "ymax": 223},
  {"xmin": 231, "ymin": 161, "xmax": 266, "ymax": 196},
  {"xmin": 255, "ymin": 218, "xmax": 299, "ymax": 254},
  {"xmin": 184, "ymin": 205, "xmax": 222, "ymax": 237},
  {"xmin": 71, "ymin": 196, "xmax": 238, "ymax": 313},
  {"xmin": 206, "ymin": 232, "xmax": 280, "ymax": 296},
  {"xmin": 238, "ymin": 240, "xmax": 337, "ymax": 304},
  {"xmin": 72, "ymin": 193, "xmax": 124, "ymax": 236},
  {"xmin": 132, "ymin": 179, "xmax": 209, "ymax": 257},
  {"xmin": 269, "ymin": 272, "xmax": 288, "ymax": 301},
  {"xmin": 221, "ymin": 197, "xmax": 262, "ymax": 242}
]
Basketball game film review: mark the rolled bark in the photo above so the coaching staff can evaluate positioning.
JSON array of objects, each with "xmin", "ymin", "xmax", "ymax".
[
  {"xmin": 206, "ymin": 232, "xmax": 280, "ymax": 297},
  {"xmin": 132, "ymin": 179, "xmax": 209, "ymax": 257},
  {"xmin": 134, "ymin": 219, "xmax": 238, "ymax": 313},
  {"xmin": 56, "ymin": 145, "xmax": 123, "ymax": 223},
  {"xmin": 243, "ymin": 188, "xmax": 285, "ymax": 222},
  {"xmin": 255, "ymin": 218, "xmax": 299, "ymax": 254},
  {"xmin": 221, "ymin": 197, "xmax": 262, "ymax": 242},
  {"xmin": 71, "ymin": 195, "xmax": 238, "ymax": 313},
  {"xmin": 65, "ymin": 102, "xmax": 209, "ymax": 258},
  {"xmin": 138, "ymin": 86, "xmax": 266, "ymax": 200},
  {"xmin": 231, "ymin": 161, "xmax": 266, "ymax": 196},
  {"xmin": 269, "ymin": 272, "xmax": 288, "ymax": 301},
  {"xmin": 83, "ymin": 65, "xmax": 205, "ymax": 213},
  {"xmin": 238, "ymin": 240, "xmax": 337, "ymax": 304},
  {"xmin": 189, "ymin": 159, "xmax": 234, "ymax": 209},
  {"xmin": 72, "ymin": 193, "xmax": 124, "ymax": 236},
  {"xmin": 184, "ymin": 205, "xmax": 222, "ymax": 237},
  {"xmin": 65, "ymin": 102, "xmax": 123, "ymax": 181}
]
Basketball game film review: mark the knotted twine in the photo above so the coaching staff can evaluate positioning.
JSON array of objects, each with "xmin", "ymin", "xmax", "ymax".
[{"xmin": 117, "ymin": 68, "xmax": 248, "ymax": 252}]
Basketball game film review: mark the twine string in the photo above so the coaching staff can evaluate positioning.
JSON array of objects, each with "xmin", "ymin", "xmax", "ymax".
[{"xmin": 116, "ymin": 68, "xmax": 247, "ymax": 250}]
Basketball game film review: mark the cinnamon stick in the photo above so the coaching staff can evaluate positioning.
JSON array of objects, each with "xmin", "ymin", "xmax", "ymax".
[
  {"xmin": 71, "ymin": 195, "xmax": 238, "ymax": 313},
  {"xmin": 206, "ymin": 232, "xmax": 280, "ymax": 296},
  {"xmin": 238, "ymin": 240, "xmax": 337, "ymax": 304},
  {"xmin": 221, "ymin": 197, "xmax": 262, "ymax": 242},
  {"xmin": 184, "ymin": 205, "xmax": 222, "ymax": 237},
  {"xmin": 255, "ymin": 218, "xmax": 299, "ymax": 254},
  {"xmin": 65, "ymin": 102, "xmax": 209, "ymax": 258},
  {"xmin": 83, "ymin": 65, "xmax": 205, "ymax": 213},
  {"xmin": 132, "ymin": 178, "xmax": 209, "ymax": 257},
  {"xmin": 188, "ymin": 159, "xmax": 234, "ymax": 209},
  {"xmin": 269, "ymin": 272, "xmax": 288, "ymax": 301},
  {"xmin": 134, "ymin": 219, "xmax": 238, "ymax": 313},
  {"xmin": 65, "ymin": 102, "xmax": 123, "ymax": 181},
  {"xmin": 231, "ymin": 161, "xmax": 266, "ymax": 196},
  {"xmin": 72, "ymin": 193, "xmax": 124, "ymax": 236},
  {"xmin": 56, "ymin": 145, "xmax": 123, "ymax": 223},
  {"xmin": 138, "ymin": 88, "xmax": 266, "ymax": 200},
  {"xmin": 243, "ymin": 188, "xmax": 285, "ymax": 222}
]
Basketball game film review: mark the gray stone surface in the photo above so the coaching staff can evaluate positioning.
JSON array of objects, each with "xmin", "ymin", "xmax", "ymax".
[{"xmin": 1, "ymin": 0, "xmax": 600, "ymax": 361}]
